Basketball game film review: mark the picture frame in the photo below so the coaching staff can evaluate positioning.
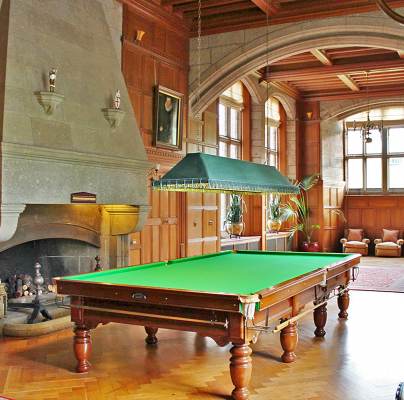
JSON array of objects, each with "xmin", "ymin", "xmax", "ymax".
[{"xmin": 153, "ymin": 85, "xmax": 183, "ymax": 151}]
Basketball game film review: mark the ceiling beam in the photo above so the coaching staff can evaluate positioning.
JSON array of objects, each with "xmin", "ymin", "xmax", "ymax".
[
  {"xmin": 161, "ymin": 0, "xmax": 194, "ymax": 5},
  {"xmin": 264, "ymin": 59, "xmax": 404, "ymax": 81},
  {"xmin": 302, "ymin": 85, "xmax": 404, "ymax": 101},
  {"xmin": 174, "ymin": 0, "xmax": 240, "ymax": 12},
  {"xmin": 310, "ymin": 49, "xmax": 332, "ymax": 66},
  {"xmin": 337, "ymin": 74, "xmax": 360, "ymax": 91},
  {"xmin": 250, "ymin": 0, "xmax": 279, "ymax": 15},
  {"xmin": 269, "ymin": 81, "xmax": 300, "ymax": 99},
  {"xmin": 188, "ymin": 0, "xmax": 404, "ymax": 36},
  {"xmin": 183, "ymin": 2, "xmax": 256, "ymax": 18}
]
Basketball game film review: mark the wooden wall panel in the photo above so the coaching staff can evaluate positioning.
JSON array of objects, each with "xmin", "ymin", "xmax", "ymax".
[
  {"xmin": 296, "ymin": 101, "xmax": 324, "ymax": 250},
  {"xmin": 322, "ymin": 183, "xmax": 345, "ymax": 252},
  {"xmin": 184, "ymin": 104, "xmax": 219, "ymax": 257},
  {"xmin": 123, "ymin": 2, "xmax": 189, "ymax": 265}
]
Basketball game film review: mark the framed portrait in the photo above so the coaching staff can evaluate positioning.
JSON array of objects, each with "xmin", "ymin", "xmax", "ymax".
[{"xmin": 153, "ymin": 85, "xmax": 183, "ymax": 151}]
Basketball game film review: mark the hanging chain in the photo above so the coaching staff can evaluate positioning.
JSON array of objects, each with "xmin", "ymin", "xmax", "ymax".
[
  {"xmin": 265, "ymin": 0, "xmax": 271, "ymax": 165},
  {"xmin": 366, "ymin": 71, "xmax": 370, "ymax": 114},
  {"xmin": 196, "ymin": 0, "xmax": 202, "ymax": 120}
]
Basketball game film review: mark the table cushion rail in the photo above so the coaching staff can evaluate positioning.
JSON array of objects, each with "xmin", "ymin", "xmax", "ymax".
[{"xmin": 56, "ymin": 279, "xmax": 245, "ymax": 313}]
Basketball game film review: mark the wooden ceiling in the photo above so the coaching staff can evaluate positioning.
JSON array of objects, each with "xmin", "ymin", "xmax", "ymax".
[
  {"xmin": 160, "ymin": 0, "xmax": 404, "ymax": 36},
  {"xmin": 260, "ymin": 46, "xmax": 404, "ymax": 100}
]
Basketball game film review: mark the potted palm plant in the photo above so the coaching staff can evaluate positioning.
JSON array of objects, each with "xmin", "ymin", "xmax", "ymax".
[
  {"xmin": 225, "ymin": 194, "xmax": 245, "ymax": 238},
  {"xmin": 283, "ymin": 174, "xmax": 321, "ymax": 251},
  {"xmin": 267, "ymin": 194, "xmax": 286, "ymax": 233}
]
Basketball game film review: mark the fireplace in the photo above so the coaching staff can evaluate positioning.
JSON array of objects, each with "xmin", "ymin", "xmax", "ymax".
[
  {"xmin": 0, "ymin": 238, "xmax": 98, "ymax": 286},
  {"xmin": 0, "ymin": 0, "xmax": 151, "ymax": 283}
]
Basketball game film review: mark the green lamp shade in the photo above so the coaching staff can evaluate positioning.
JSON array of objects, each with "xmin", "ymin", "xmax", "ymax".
[{"xmin": 152, "ymin": 153, "xmax": 299, "ymax": 195}]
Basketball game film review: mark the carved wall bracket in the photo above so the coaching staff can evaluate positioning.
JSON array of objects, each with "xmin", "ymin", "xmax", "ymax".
[
  {"xmin": 0, "ymin": 204, "xmax": 26, "ymax": 242},
  {"xmin": 34, "ymin": 91, "xmax": 65, "ymax": 115},
  {"xmin": 102, "ymin": 108, "xmax": 126, "ymax": 129}
]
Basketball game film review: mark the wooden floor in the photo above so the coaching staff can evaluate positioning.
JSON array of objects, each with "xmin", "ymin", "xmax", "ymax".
[
  {"xmin": 1, "ymin": 290, "xmax": 403, "ymax": 400},
  {"xmin": 361, "ymin": 256, "xmax": 404, "ymax": 268}
]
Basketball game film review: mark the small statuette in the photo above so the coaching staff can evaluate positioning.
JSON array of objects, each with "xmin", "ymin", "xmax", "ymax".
[
  {"xmin": 49, "ymin": 68, "xmax": 57, "ymax": 92},
  {"xmin": 113, "ymin": 90, "xmax": 121, "ymax": 109},
  {"xmin": 94, "ymin": 256, "xmax": 103, "ymax": 272}
]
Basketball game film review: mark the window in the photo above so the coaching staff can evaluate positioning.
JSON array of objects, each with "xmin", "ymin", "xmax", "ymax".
[
  {"xmin": 345, "ymin": 125, "xmax": 404, "ymax": 192},
  {"xmin": 218, "ymin": 102, "xmax": 242, "ymax": 159},
  {"xmin": 265, "ymin": 98, "xmax": 280, "ymax": 168},
  {"xmin": 218, "ymin": 83, "xmax": 243, "ymax": 231}
]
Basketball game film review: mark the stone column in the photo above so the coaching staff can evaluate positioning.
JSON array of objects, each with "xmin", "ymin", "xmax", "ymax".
[
  {"xmin": 286, "ymin": 118, "xmax": 297, "ymax": 180},
  {"xmin": 251, "ymin": 102, "xmax": 266, "ymax": 164}
]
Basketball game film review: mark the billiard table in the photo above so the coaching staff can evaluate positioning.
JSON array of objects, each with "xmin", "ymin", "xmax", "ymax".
[{"xmin": 55, "ymin": 250, "xmax": 360, "ymax": 400}]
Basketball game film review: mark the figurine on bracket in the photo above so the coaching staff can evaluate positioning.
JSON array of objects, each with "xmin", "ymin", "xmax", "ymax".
[
  {"xmin": 113, "ymin": 90, "xmax": 121, "ymax": 109},
  {"xmin": 49, "ymin": 68, "xmax": 57, "ymax": 92}
]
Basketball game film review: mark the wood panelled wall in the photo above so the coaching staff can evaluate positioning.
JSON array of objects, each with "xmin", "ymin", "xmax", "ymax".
[
  {"xmin": 322, "ymin": 183, "xmax": 345, "ymax": 252},
  {"xmin": 345, "ymin": 196, "xmax": 404, "ymax": 246},
  {"xmin": 297, "ymin": 101, "xmax": 323, "ymax": 248},
  {"xmin": 122, "ymin": 2, "xmax": 189, "ymax": 264},
  {"xmin": 186, "ymin": 102, "xmax": 220, "ymax": 257}
]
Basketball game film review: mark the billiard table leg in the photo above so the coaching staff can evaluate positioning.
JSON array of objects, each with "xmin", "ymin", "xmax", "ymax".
[
  {"xmin": 280, "ymin": 322, "xmax": 298, "ymax": 363},
  {"xmin": 74, "ymin": 325, "xmax": 92, "ymax": 373},
  {"xmin": 230, "ymin": 343, "xmax": 252, "ymax": 400},
  {"xmin": 145, "ymin": 327, "xmax": 158, "ymax": 345},
  {"xmin": 314, "ymin": 303, "xmax": 327, "ymax": 337},
  {"xmin": 338, "ymin": 290, "xmax": 350, "ymax": 319}
]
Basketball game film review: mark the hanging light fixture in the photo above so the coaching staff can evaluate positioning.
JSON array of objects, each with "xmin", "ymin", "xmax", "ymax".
[
  {"xmin": 196, "ymin": 0, "xmax": 202, "ymax": 119},
  {"xmin": 264, "ymin": 0, "xmax": 271, "ymax": 164},
  {"xmin": 352, "ymin": 71, "xmax": 382, "ymax": 144}
]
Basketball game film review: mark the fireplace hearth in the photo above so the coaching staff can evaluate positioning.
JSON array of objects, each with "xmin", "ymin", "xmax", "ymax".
[{"xmin": 0, "ymin": 238, "xmax": 98, "ymax": 285}]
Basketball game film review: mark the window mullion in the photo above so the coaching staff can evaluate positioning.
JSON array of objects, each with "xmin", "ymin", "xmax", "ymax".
[{"xmin": 382, "ymin": 127, "xmax": 388, "ymax": 192}]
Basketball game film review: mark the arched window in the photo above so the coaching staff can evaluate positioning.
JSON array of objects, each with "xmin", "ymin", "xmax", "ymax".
[
  {"xmin": 218, "ymin": 82, "xmax": 243, "ymax": 159},
  {"xmin": 218, "ymin": 82, "xmax": 243, "ymax": 232},
  {"xmin": 265, "ymin": 97, "xmax": 280, "ymax": 168},
  {"xmin": 344, "ymin": 107, "xmax": 404, "ymax": 192}
]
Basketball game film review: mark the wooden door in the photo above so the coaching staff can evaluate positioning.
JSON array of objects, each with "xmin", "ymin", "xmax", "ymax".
[
  {"xmin": 185, "ymin": 192, "xmax": 220, "ymax": 257},
  {"xmin": 184, "ymin": 103, "xmax": 219, "ymax": 257},
  {"xmin": 129, "ymin": 184, "xmax": 179, "ymax": 265}
]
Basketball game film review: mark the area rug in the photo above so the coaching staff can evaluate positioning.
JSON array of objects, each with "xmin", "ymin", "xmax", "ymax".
[{"xmin": 350, "ymin": 265, "xmax": 404, "ymax": 293}]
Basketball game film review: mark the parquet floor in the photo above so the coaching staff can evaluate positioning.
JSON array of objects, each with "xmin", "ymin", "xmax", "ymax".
[{"xmin": 1, "ymin": 290, "xmax": 403, "ymax": 400}]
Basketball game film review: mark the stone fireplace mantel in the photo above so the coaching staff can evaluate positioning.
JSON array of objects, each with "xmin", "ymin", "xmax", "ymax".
[{"xmin": 0, "ymin": 204, "xmax": 26, "ymax": 242}]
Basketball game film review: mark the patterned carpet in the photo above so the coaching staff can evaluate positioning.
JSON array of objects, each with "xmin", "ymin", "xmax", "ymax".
[{"xmin": 351, "ymin": 257, "xmax": 404, "ymax": 292}]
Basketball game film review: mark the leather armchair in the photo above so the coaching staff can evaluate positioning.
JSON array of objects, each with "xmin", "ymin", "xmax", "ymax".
[
  {"xmin": 374, "ymin": 238, "xmax": 404, "ymax": 257},
  {"xmin": 340, "ymin": 237, "xmax": 370, "ymax": 256}
]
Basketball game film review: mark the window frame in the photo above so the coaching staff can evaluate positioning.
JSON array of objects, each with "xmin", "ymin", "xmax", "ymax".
[
  {"xmin": 344, "ymin": 124, "xmax": 404, "ymax": 194},
  {"xmin": 218, "ymin": 97, "xmax": 242, "ymax": 159},
  {"xmin": 265, "ymin": 119, "xmax": 280, "ymax": 168},
  {"xmin": 264, "ymin": 98, "xmax": 280, "ymax": 169},
  {"xmin": 218, "ymin": 97, "xmax": 243, "ymax": 232}
]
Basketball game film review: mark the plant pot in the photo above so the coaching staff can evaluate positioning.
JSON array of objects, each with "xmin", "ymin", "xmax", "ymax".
[
  {"xmin": 301, "ymin": 241, "xmax": 320, "ymax": 252},
  {"xmin": 267, "ymin": 219, "xmax": 282, "ymax": 233},
  {"xmin": 225, "ymin": 222, "xmax": 244, "ymax": 238}
]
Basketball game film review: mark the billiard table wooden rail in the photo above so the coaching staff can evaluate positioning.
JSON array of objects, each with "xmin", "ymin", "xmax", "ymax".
[{"xmin": 55, "ymin": 251, "xmax": 361, "ymax": 400}]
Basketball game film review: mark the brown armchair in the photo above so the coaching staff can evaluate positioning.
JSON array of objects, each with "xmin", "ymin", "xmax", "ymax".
[
  {"xmin": 374, "ymin": 229, "xmax": 403, "ymax": 257},
  {"xmin": 340, "ymin": 229, "xmax": 370, "ymax": 256}
]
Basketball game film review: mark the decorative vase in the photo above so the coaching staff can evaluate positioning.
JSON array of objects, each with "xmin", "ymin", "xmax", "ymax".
[
  {"xmin": 225, "ymin": 222, "xmax": 244, "ymax": 238},
  {"xmin": 301, "ymin": 241, "xmax": 320, "ymax": 252},
  {"xmin": 267, "ymin": 219, "xmax": 282, "ymax": 233}
]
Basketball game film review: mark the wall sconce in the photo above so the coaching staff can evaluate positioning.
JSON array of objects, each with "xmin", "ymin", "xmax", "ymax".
[
  {"xmin": 149, "ymin": 163, "xmax": 160, "ymax": 181},
  {"xmin": 305, "ymin": 111, "xmax": 313, "ymax": 120},
  {"xmin": 135, "ymin": 30, "xmax": 146, "ymax": 43}
]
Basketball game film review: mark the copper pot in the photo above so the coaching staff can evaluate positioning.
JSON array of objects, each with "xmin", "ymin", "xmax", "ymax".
[
  {"xmin": 267, "ymin": 219, "xmax": 282, "ymax": 233},
  {"xmin": 225, "ymin": 222, "xmax": 244, "ymax": 238}
]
